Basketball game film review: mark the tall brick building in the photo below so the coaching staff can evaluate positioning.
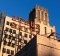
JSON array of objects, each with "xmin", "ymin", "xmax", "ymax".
[{"xmin": 0, "ymin": 6, "xmax": 60, "ymax": 56}]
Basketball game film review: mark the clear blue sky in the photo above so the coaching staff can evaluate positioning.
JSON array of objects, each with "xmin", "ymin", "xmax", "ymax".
[{"xmin": 0, "ymin": 0, "xmax": 60, "ymax": 34}]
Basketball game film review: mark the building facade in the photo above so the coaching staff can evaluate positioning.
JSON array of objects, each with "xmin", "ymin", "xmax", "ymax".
[
  {"xmin": 0, "ymin": 6, "xmax": 59, "ymax": 56},
  {"xmin": 15, "ymin": 35, "xmax": 60, "ymax": 56}
]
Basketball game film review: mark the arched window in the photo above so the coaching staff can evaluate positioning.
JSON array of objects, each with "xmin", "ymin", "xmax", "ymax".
[{"xmin": 37, "ymin": 10, "xmax": 40, "ymax": 21}]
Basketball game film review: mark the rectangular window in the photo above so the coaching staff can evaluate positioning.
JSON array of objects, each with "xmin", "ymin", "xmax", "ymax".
[
  {"xmin": 45, "ymin": 13, "xmax": 47, "ymax": 20},
  {"xmin": 13, "ymin": 30, "xmax": 16, "ymax": 34},
  {"xmin": 4, "ymin": 40, "xmax": 7, "ymax": 45},
  {"xmin": 6, "ymin": 21, "xmax": 9, "ymax": 25},
  {"xmin": 18, "ymin": 45, "xmax": 21, "ymax": 49},
  {"xmin": 9, "ymin": 29, "xmax": 12, "ymax": 33},
  {"xmin": 11, "ymin": 50, "xmax": 14, "ymax": 55},
  {"xmin": 45, "ymin": 13, "xmax": 47, "ymax": 25},
  {"xmin": 24, "ymin": 34, "xmax": 27, "ymax": 37},
  {"xmin": 5, "ymin": 27, "xmax": 9, "ymax": 31},
  {"xmin": 8, "ymin": 35, "xmax": 11, "ymax": 39},
  {"xmin": 37, "ymin": 10, "xmax": 40, "ymax": 20},
  {"xmin": 4, "ymin": 34, "xmax": 8, "ymax": 38},
  {"xmin": 3, "ymin": 48, "xmax": 6, "ymax": 53},
  {"xmin": 7, "ymin": 49, "xmax": 10, "ymax": 54},
  {"xmin": 45, "ymin": 27, "xmax": 47, "ymax": 34},
  {"xmin": 29, "ymin": 35, "xmax": 32, "ymax": 38},
  {"xmin": 24, "ymin": 40, "xmax": 27, "ymax": 44},
  {"xmin": 41, "ymin": 11, "xmax": 44, "ymax": 21},
  {"xmin": 12, "ymin": 36, "xmax": 15, "ymax": 40},
  {"xmin": 7, "ymin": 42, "xmax": 11, "ymax": 46},
  {"xmin": 11, "ymin": 43, "xmax": 15, "ymax": 47}
]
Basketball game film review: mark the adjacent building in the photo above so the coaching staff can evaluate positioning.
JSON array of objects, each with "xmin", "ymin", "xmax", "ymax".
[{"xmin": 0, "ymin": 6, "xmax": 59, "ymax": 56}]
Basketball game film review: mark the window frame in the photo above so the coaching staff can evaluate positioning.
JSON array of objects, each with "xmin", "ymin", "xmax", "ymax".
[
  {"xmin": 13, "ymin": 30, "xmax": 16, "ymax": 34},
  {"xmin": 9, "ymin": 29, "xmax": 12, "ymax": 33},
  {"xmin": 3, "ymin": 48, "xmax": 6, "ymax": 53},
  {"xmin": 24, "ymin": 40, "xmax": 27, "ymax": 44},
  {"xmin": 6, "ymin": 21, "xmax": 9, "ymax": 25},
  {"xmin": 5, "ymin": 27, "xmax": 9, "ymax": 31},
  {"xmin": 4, "ymin": 40, "xmax": 7, "ymax": 45},
  {"xmin": 4, "ymin": 34, "xmax": 8, "ymax": 38},
  {"xmin": 7, "ymin": 42, "xmax": 11, "ymax": 46},
  {"xmin": 24, "ymin": 34, "xmax": 27, "ymax": 38},
  {"xmin": 7, "ymin": 49, "xmax": 10, "ymax": 54},
  {"xmin": 11, "ymin": 50, "xmax": 14, "ymax": 55},
  {"xmin": 11, "ymin": 43, "xmax": 15, "ymax": 47}
]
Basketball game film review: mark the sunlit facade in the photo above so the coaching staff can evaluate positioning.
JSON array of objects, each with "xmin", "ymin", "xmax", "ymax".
[{"xmin": 0, "ymin": 6, "xmax": 60, "ymax": 56}]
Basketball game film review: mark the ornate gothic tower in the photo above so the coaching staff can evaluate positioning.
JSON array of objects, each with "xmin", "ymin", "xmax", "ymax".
[
  {"xmin": 29, "ymin": 6, "xmax": 49, "ymax": 25},
  {"xmin": 29, "ymin": 6, "xmax": 55, "ymax": 39}
]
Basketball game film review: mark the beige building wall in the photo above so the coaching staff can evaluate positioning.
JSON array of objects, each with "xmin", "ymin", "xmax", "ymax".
[
  {"xmin": 37, "ymin": 35, "xmax": 60, "ymax": 56},
  {"xmin": 0, "ymin": 16, "xmax": 19, "ymax": 56},
  {"xmin": 0, "ymin": 6, "xmax": 59, "ymax": 56},
  {"xmin": 0, "ymin": 16, "xmax": 35, "ymax": 56}
]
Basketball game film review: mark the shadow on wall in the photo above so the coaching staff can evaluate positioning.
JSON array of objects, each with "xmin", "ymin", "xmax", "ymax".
[
  {"xmin": 15, "ymin": 35, "xmax": 55, "ymax": 56},
  {"xmin": 45, "ymin": 52, "xmax": 54, "ymax": 56},
  {"xmin": 15, "ymin": 35, "xmax": 37, "ymax": 56}
]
